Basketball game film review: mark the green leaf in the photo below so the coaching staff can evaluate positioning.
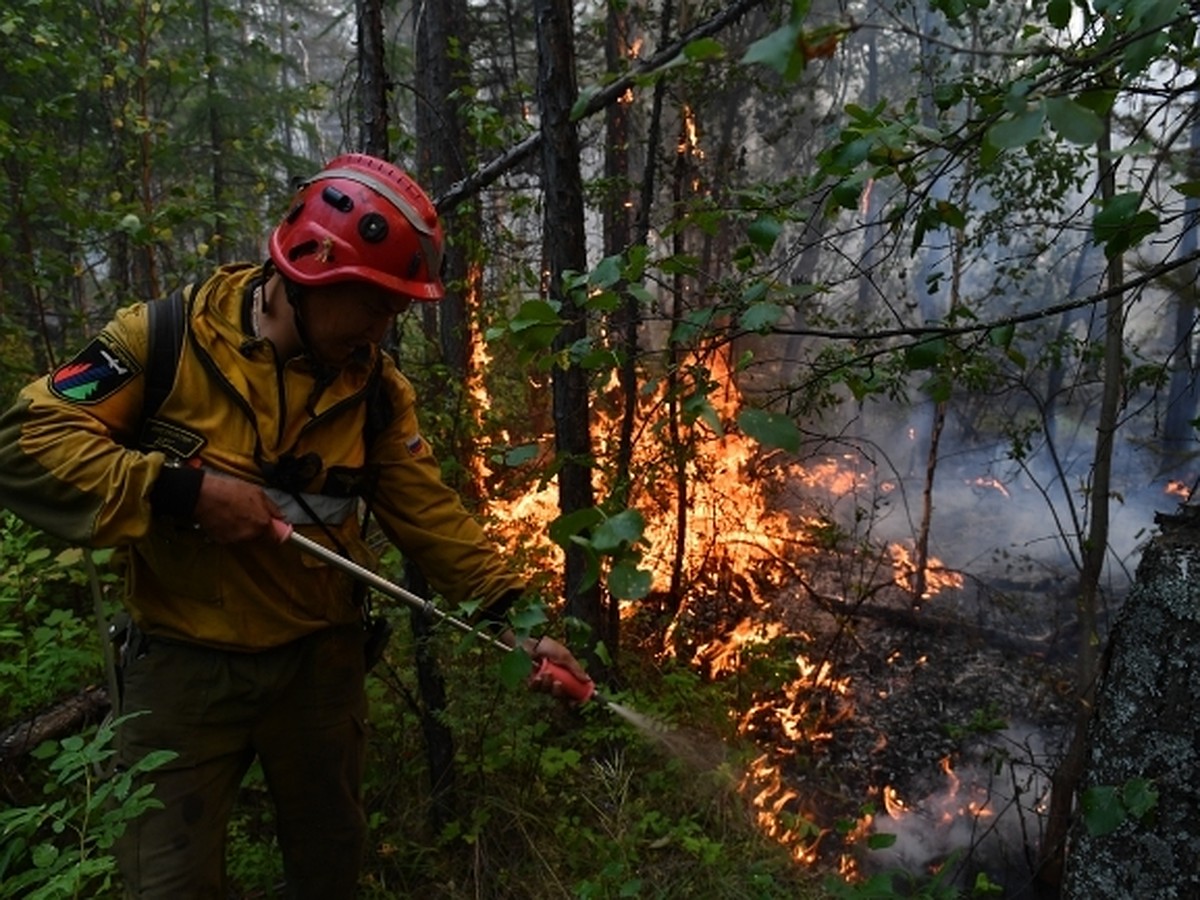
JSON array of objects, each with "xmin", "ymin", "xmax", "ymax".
[
  {"xmin": 905, "ymin": 337, "xmax": 947, "ymax": 370},
  {"xmin": 867, "ymin": 832, "xmax": 898, "ymax": 850},
  {"xmin": 589, "ymin": 254, "xmax": 623, "ymax": 288},
  {"xmin": 936, "ymin": 200, "xmax": 967, "ymax": 230},
  {"xmin": 549, "ymin": 507, "xmax": 604, "ymax": 549},
  {"xmin": 499, "ymin": 648, "xmax": 533, "ymax": 688},
  {"xmin": 986, "ymin": 104, "xmax": 1045, "ymax": 149},
  {"xmin": 1081, "ymin": 785, "xmax": 1126, "ymax": 837},
  {"xmin": 509, "ymin": 604, "xmax": 548, "ymax": 633},
  {"xmin": 31, "ymin": 842, "xmax": 59, "ymax": 869},
  {"xmin": 592, "ymin": 508, "xmax": 646, "ymax": 553},
  {"xmin": 747, "ymin": 215, "xmax": 782, "ymax": 253},
  {"xmin": 1122, "ymin": 778, "xmax": 1158, "ymax": 819},
  {"xmin": 988, "ymin": 322, "xmax": 1015, "ymax": 348},
  {"xmin": 570, "ymin": 84, "xmax": 599, "ymax": 121},
  {"xmin": 682, "ymin": 392, "xmax": 722, "ymax": 432},
  {"xmin": 507, "ymin": 299, "xmax": 564, "ymax": 351},
  {"xmin": 1092, "ymin": 192, "xmax": 1160, "ymax": 258},
  {"xmin": 740, "ymin": 301, "xmax": 785, "ymax": 333},
  {"xmin": 737, "ymin": 408, "xmax": 800, "ymax": 453},
  {"xmin": 1047, "ymin": 0, "xmax": 1072, "ymax": 27},
  {"xmin": 921, "ymin": 372, "xmax": 954, "ymax": 403},
  {"xmin": 608, "ymin": 561, "xmax": 653, "ymax": 600},
  {"xmin": 934, "ymin": 81, "xmax": 963, "ymax": 110},
  {"xmin": 1046, "ymin": 96, "xmax": 1105, "ymax": 145},
  {"xmin": 1173, "ymin": 180, "xmax": 1200, "ymax": 199},
  {"xmin": 501, "ymin": 444, "xmax": 539, "ymax": 467},
  {"xmin": 741, "ymin": 23, "xmax": 802, "ymax": 77},
  {"xmin": 684, "ymin": 37, "xmax": 724, "ymax": 61}
]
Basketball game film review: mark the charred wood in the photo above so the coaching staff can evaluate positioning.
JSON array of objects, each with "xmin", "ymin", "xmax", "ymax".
[{"xmin": 0, "ymin": 685, "xmax": 110, "ymax": 762}]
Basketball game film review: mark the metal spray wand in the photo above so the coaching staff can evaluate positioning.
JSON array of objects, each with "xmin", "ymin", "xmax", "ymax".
[{"xmin": 271, "ymin": 519, "xmax": 599, "ymax": 704}]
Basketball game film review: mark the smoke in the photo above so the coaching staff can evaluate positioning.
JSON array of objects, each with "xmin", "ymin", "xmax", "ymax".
[
  {"xmin": 798, "ymin": 398, "xmax": 1172, "ymax": 600},
  {"xmin": 859, "ymin": 724, "xmax": 1057, "ymax": 897}
]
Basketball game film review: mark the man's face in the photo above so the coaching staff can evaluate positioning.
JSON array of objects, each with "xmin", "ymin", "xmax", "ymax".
[{"xmin": 299, "ymin": 282, "xmax": 412, "ymax": 367}]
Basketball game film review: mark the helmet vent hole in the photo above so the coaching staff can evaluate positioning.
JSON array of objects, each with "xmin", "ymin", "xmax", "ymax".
[
  {"xmin": 285, "ymin": 202, "xmax": 305, "ymax": 224},
  {"xmin": 321, "ymin": 186, "xmax": 354, "ymax": 212},
  {"xmin": 287, "ymin": 239, "xmax": 318, "ymax": 261},
  {"xmin": 407, "ymin": 253, "xmax": 423, "ymax": 278},
  {"xmin": 358, "ymin": 213, "xmax": 389, "ymax": 244}
]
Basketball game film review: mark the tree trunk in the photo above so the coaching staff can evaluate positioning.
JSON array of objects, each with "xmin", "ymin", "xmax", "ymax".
[
  {"xmin": 200, "ymin": 0, "xmax": 228, "ymax": 265},
  {"xmin": 355, "ymin": 0, "xmax": 387, "ymax": 157},
  {"xmin": 601, "ymin": 0, "xmax": 636, "ymax": 666},
  {"xmin": 1160, "ymin": 97, "xmax": 1200, "ymax": 472},
  {"xmin": 417, "ymin": 0, "xmax": 485, "ymax": 498},
  {"xmin": 1039, "ymin": 115, "xmax": 1125, "ymax": 889},
  {"xmin": 1060, "ymin": 505, "xmax": 1200, "ymax": 897},
  {"xmin": 534, "ymin": 0, "xmax": 604, "ymax": 669}
]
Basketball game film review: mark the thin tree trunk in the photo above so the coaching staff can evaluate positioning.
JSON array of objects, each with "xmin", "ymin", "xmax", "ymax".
[
  {"xmin": 1160, "ymin": 97, "xmax": 1200, "ymax": 471},
  {"xmin": 534, "ymin": 0, "xmax": 604, "ymax": 668},
  {"xmin": 200, "ymin": 0, "xmax": 228, "ymax": 265},
  {"xmin": 355, "ymin": 0, "xmax": 387, "ymax": 157},
  {"xmin": 602, "ymin": 0, "xmax": 636, "ymax": 665},
  {"xmin": 1039, "ymin": 115, "xmax": 1124, "ymax": 891}
]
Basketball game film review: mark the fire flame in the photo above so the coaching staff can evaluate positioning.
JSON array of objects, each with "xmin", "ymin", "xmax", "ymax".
[
  {"xmin": 888, "ymin": 543, "xmax": 964, "ymax": 598},
  {"xmin": 1165, "ymin": 479, "xmax": 1191, "ymax": 499},
  {"xmin": 474, "ymin": 337, "xmax": 976, "ymax": 874}
]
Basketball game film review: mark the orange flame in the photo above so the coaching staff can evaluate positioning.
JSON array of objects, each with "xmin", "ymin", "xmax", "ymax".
[
  {"xmin": 1166, "ymin": 479, "xmax": 1191, "ymax": 499},
  {"xmin": 888, "ymin": 543, "xmax": 964, "ymax": 598},
  {"xmin": 970, "ymin": 476, "xmax": 1010, "ymax": 499}
]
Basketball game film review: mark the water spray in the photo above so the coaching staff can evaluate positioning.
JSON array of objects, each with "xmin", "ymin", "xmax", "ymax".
[{"xmin": 271, "ymin": 520, "xmax": 600, "ymax": 704}]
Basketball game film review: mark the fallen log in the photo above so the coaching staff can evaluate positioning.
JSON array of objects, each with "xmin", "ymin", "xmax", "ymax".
[{"xmin": 0, "ymin": 685, "xmax": 110, "ymax": 761}]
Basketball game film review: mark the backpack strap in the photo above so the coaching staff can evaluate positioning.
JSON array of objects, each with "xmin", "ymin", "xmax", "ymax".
[{"xmin": 143, "ymin": 285, "xmax": 192, "ymax": 422}]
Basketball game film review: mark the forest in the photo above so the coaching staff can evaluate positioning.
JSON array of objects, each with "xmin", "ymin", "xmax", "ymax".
[{"xmin": 1, "ymin": 0, "xmax": 1198, "ymax": 897}]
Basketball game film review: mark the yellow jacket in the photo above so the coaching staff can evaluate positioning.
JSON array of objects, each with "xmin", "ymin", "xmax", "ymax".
[{"xmin": 0, "ymin": 264, "xmax": 523, "ymax": 649}]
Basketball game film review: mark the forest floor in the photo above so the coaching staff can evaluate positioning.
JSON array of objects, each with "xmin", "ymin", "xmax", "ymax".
[{"xmin": 653, "ymin": 460, "xmax": 1129, "ymax": 897}]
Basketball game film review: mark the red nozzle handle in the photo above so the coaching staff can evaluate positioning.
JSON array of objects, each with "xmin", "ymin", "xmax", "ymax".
[
  {"xmin": 271, "ymin": 518, "xmax": 293, "ymax": 543},
  {"xmin": 533, "ymin": 658, "xmax": 596, "ymax": 704}
]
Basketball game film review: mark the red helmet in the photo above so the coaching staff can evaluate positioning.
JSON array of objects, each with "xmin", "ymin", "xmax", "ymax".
[{"xmin": 269, "ymin": 153, "xmax": 445, "ymax": 301}]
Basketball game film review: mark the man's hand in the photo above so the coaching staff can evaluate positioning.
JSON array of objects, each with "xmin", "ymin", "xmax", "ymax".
[
  {"xmin": 191, "ymin": 472, "xmax": 284, "ymax": 543},
  {"xmin": 523, "ymin": 634, "xmax": 593, "ymax": 700}
]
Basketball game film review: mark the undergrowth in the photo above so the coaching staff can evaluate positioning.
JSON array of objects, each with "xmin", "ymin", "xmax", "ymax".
[{"xmin": 0, "ymin": 512, "xmax": 826, "ymax": 899}]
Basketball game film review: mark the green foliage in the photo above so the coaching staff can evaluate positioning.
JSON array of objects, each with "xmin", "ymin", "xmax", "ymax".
[
  {"xmin": 0, "ymin": 514, "xmax": 110, "ymax": 722},
  {"xmin": 0, "ymin": 716, "xmax": 175, "ymax": 900},
  {"xmin": 1080, "ymin": 777, "xmax": 1159, "ymax": 837}
]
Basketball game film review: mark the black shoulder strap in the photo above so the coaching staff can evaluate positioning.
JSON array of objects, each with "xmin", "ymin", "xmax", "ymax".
[{"xmin": 143, "ymin": 284, "xmax": 192, "ymax": 422}]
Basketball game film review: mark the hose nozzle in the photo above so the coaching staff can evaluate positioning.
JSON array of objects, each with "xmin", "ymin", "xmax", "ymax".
[{"xmin": 532, "ymin": 658, "xmax": 598, "ymax": 705}]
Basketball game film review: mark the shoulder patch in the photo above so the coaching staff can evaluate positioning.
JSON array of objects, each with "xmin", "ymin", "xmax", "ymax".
[
  {"xmin": 49, "ymin": 336, "xmax": 141, "ymax": 404},
  {"xmin": 404, "ymin": 433, "xmax": 428, "ymax": 457}
]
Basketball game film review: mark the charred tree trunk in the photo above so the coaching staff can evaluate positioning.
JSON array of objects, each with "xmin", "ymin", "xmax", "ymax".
[
  {"xmin": 534, "ymin": 0, "xmax": 604, "ymax": 671},
  {"xmin": 1060, "ymin": 505, "xmax": 1200, "ymax": 897}
]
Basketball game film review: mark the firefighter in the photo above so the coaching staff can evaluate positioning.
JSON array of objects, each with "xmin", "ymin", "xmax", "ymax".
[{"xmin": 0, "ymin": 153, "xmax": 590, "ymax": 899}]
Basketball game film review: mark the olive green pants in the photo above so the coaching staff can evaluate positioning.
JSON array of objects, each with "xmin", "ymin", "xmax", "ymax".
[{"xmin": 113, "ymin": 625, "xmax": 368, "ymax": 899}]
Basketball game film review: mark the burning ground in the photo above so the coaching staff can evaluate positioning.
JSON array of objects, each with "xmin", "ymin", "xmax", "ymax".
[
  {"xmin": 477, "ymin": 349, "xmax": 1169, "ymax": 893},
  {"xmin": 488, "ymin": 419, "xmax": 1092, "ymax": 893}
]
